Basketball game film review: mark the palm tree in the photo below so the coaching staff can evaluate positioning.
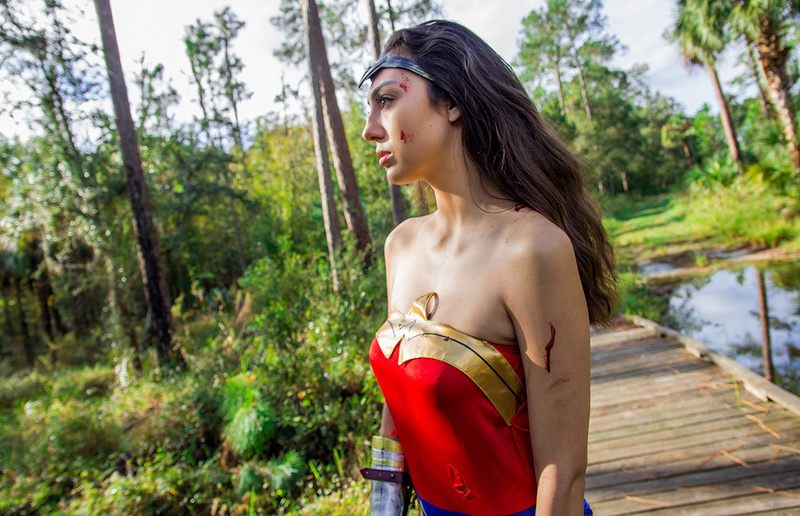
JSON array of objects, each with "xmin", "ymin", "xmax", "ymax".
[
  {"xmin": 668, "ymin": 0, "xmax": 743, "ymax": 167},
  {"xmin": 729, "ymin": 0, "xmax": 800, "ymax": 171}
]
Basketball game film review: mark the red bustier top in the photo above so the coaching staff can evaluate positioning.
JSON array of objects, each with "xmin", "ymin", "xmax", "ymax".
[{"xmin": 369, "ymin": 293, "xmax": 537, "ymax": 515}]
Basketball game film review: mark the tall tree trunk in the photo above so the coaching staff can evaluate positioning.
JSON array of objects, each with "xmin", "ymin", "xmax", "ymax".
[
  {"xmin": 572, "ymin": 46, "xmax": 592, "ymax": 121},
  {"xmin": 756, "ymin": 268, "xmax": 774, "ymax": 382},
  {"xmin": 105, "ymin": 256, "xmax": 142, "ymax": 372},
  {"xmin": 227, "ymin": 183, "xmax": 247, "ymax": 275},
  {"xmin": 220, "ymin": 28, "xmax": 248, "ymax": 274},
  {"xmin": 32, "ymin": 251, "xmax": 55, "ymax": 341},
  {"xmin": 300, "ymin": 0, "xmax": 341, "ymax": 290},
  {"xmin": 746, "ymin": 42, "xmax": 771, "ymax": 118},
  {"xmin": 706, "ymin": 61, "xmax": 742, "ymax": 167},
  {"xmin": 755, "ymin": 38, "xmax": 800, "ymax": 171},
  {"xmin": 682, "ymin": 139, "xmax": 695, "ymax": 169},
  {"xmin": 68, "ymin": 239, "xmax": 92, "ymax": 337},
  {"xmin": 14, "ymin": 278, "xmax": 33, "ymax": 366},
  {"xmin": 40, "ymin": 241, "xmax": 67, "ymax": 335},
  {"xmin": 1, "ymin": 289, "xmax": 15, "ymax": 359},
  {"xmin": 220, "ymin": 32, "xmax": 243, "ymax": 147},
  {"xmin": 366, "ymin": 0, "xmax": 382, "ymax": 58},
  {"xmin": 304, "ymin": 0, "xmax": 373, "ymax": 255},
  {"xmin": 553, "ymin": 61, "xmax": 567, "ymax": 117},
  {"xmin": 188, "ymin": 62, "xmax": 212, "ymax": 143},
  {"xmin": 39, "ymin": 59, "xmax": 84, "ymax": 181},
  {"xmin": 31, "ymin": 241, "xmax": 64, "ymax": 340},
  {"xmin": 386, "ymin": 0, "xmax": 397, "ymax": 31},
  {"xmin": 367, "ymin": 0, "xmax": 406, "ymax": 227},
  {"xmin": 94, "ymin": 0, "xmax": 184, "ymax": 368}
]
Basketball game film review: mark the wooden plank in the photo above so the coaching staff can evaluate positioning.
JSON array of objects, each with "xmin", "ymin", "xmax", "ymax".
[
  {"xmin": 586, "ymin": 323, "xmax": 800, "ymax": 515},
  {"xmin": 589, "ymin": 414, "xmax": 795, "ymax": 456},
  {"xmin": 588, "ymin": 456, "xmax": 800, "ymax": 503},
  {"xmin": 587, "ymin": 440, "xmax": 800, "ymax": 490},
  {"xmin": 589, "ymin": 405, "xmax": 772, "ymax": 445},
  {"xmin": 628, "ymin": 315, "xmax": 800, "ymax": 413},
  {"xmin": 588, "ymin": 417, "xmax": 800, "ymax": 465},
  {"xmin": 590, "ymin": 477, "xmax": 800, "ymax": 515},
  {"xmin": 747, "ymin": 508, "xmax": 800, "ymax": 516}
]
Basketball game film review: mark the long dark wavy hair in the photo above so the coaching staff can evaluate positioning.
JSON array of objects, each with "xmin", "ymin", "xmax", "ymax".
[{"xmin": 383, "ymin": 20, "xmax": 617, "ymax": 324}]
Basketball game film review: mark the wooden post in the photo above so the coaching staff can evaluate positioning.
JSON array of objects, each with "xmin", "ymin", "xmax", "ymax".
[{"xmin": 756, "ymin": 267, "xmax": 774, "ymax": 382}]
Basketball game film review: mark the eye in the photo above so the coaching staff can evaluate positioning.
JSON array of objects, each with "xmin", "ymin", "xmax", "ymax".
[{"xmin": 377, "ymin": 95, "xmax": 392, "ymax": 109}]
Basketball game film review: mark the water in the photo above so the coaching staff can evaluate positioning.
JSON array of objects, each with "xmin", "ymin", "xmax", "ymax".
[{"xmin": 663, "ymin": 262, "xmax": 800, "ymax": 390}]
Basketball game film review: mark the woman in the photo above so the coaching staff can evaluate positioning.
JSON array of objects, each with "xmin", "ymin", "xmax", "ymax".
[{"xmin": 358, "ymin": 20, "xmax": 615, "ymax": 516}]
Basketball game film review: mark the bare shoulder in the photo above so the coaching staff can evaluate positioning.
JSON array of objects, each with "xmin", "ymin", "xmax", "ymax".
[
  {"xmin": 384, "ymin": 214, "xmax": 431, "ymax": 257},
  {"xmin": 500, "ymin": 210, "xmax": 575, "ymax": 273}
]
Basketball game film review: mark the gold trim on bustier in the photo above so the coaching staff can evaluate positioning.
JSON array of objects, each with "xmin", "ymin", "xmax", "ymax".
[{"xmin": 375, "ymin": 293, "xmax": 526, "ymax": 426}]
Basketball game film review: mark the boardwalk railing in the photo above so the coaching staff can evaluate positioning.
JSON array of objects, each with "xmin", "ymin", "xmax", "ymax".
[{"xmin": 627, "ymin": 315, "xmax": 800, "ymax": 418}]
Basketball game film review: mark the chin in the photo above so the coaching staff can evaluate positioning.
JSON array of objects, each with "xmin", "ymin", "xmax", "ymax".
[{"xmin": 386, "ymin": 169, "xmax": 416, "ymax": 186}]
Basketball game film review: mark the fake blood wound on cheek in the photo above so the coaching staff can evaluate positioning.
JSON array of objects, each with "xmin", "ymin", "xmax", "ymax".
[
  {"xmin": 400, "ymin": 130, "xmax": 414, "ymax": 143},
  {"xmin": 544, "ymin": 323, "xmax": 556, "ymax": 373}
]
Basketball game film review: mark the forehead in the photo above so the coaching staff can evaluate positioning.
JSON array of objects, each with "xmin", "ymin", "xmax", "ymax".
[{"xmin": 368, "ymin": 67, "xmax": 426, "ymax": 93}]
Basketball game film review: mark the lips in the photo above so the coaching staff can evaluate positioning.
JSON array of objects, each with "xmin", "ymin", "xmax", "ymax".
[{"xmin": 376, "ymin": 150, "xmax": 391, "ymax": 167}]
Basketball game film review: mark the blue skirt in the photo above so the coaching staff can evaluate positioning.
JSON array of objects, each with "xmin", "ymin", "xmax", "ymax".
[{"xmin": 417, "ymin": 494, "xmax": 593, "ymax": 516}]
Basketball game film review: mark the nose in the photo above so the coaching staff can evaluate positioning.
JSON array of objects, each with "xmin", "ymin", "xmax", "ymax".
[{"xmin": 362, "ymin": 110, "xmax": 385, "ymax": 142}]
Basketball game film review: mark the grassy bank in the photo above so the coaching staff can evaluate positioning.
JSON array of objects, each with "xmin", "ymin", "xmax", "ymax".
[{"xmin": 602, "ymin": 186, "xmax": 800, "ymax": 322}]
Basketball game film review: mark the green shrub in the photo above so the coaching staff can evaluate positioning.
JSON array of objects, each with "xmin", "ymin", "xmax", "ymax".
[
  {"xmin": 107, "ymin": 376, "xmax": 219, "ymax": 462},
  {"xmin": 0, "ymin": 398, "xmax": 121, "ymax": 511},
  {"xmin": 221, "ymin": 373, "xmax": 276, "ymax": 459},
  {"xmin": 64, "ymin": 459, "xmax": 236, "ymax": 516},
  {"xmin": 685, "ymin": 181, "xmax": 800, "ymax": 247},
  {"xmin": 239, "ymin": 250, "xmax": 317, "ymax": 350},
  {"xmin": 0, "ymin": 371, "xmax": 49, "ymax": 409},
  {"xmin": 616, "ymin": 271, "xmax": 670, "ymax": 322},
  {"xmin": 51, "ymin": 365, "xmax": 116, "ymax": 400}
]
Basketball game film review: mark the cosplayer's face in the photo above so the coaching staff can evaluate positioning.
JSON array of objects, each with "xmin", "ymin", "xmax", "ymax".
[{"xmin": 362, "ymin": 67, "xmax": 461, "ymax": 185}]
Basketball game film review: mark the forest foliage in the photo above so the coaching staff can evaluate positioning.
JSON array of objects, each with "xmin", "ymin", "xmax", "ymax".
[{"xmin": 2, "ymin": 0, "xmax": 800, "ymax": 513}]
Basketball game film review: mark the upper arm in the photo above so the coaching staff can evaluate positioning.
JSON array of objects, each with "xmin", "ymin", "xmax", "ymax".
[
  {"xmin": 383, "ymin": 217, "xmax": 421, "ymax": 314},
  {"xmin": 383, "ymin": 225, "xmax": 403, "ymax": 314},
  {"xmin": 503, "ymin": 224, "xmax": 591, "ymax": 482}
]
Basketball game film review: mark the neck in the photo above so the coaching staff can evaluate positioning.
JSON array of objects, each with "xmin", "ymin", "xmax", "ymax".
[{"xmin": 428, "ymin": 157, "xmax": 512, "ymax": 231}]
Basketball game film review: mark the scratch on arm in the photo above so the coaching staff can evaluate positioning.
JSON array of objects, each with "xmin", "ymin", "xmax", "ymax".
[{"xmin": 545, "ymin": 323, "xmax": 556, "ymax": 373}]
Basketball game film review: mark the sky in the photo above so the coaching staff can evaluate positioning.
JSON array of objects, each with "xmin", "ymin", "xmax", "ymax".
[{"xmin": 1, "ymin": 0, "xmax": 752, "ymax": 139}]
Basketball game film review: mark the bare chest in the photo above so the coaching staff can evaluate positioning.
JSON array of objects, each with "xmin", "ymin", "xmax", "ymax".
[{"xmin": 388, "ymin": 241, "xmax": 518, "ymax": 345}]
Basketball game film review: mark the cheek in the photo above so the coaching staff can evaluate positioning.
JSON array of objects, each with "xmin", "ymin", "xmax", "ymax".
[{"xmin": 400, "ymin": 130, "xmax": 415, "ymax": 144}]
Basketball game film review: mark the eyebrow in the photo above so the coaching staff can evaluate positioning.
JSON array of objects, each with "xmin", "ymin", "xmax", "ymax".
[{"xmin": 369, "ymin": 80, "xmax": 398, "ymax": 103}]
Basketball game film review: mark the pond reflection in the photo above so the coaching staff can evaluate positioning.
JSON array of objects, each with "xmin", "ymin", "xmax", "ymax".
[{"xmin": 664, "ymin": 262, "xmax": 800, "ymax": 391}]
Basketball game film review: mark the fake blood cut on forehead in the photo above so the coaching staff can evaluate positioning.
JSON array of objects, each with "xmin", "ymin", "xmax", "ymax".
[{"xmin": 399, "ymin": 72, "xmax": 410, "ymax": 91}]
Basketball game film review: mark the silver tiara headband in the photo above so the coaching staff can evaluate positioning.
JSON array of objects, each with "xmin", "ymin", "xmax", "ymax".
[{"xmin": 358, "ymin": 55, "xmax": 434, "ymax": 88}]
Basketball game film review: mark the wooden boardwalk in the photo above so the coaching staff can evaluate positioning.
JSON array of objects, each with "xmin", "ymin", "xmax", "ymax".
[{"xmin": 586, "ymin": 323, "xmax": 800, "ymax": 515}]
